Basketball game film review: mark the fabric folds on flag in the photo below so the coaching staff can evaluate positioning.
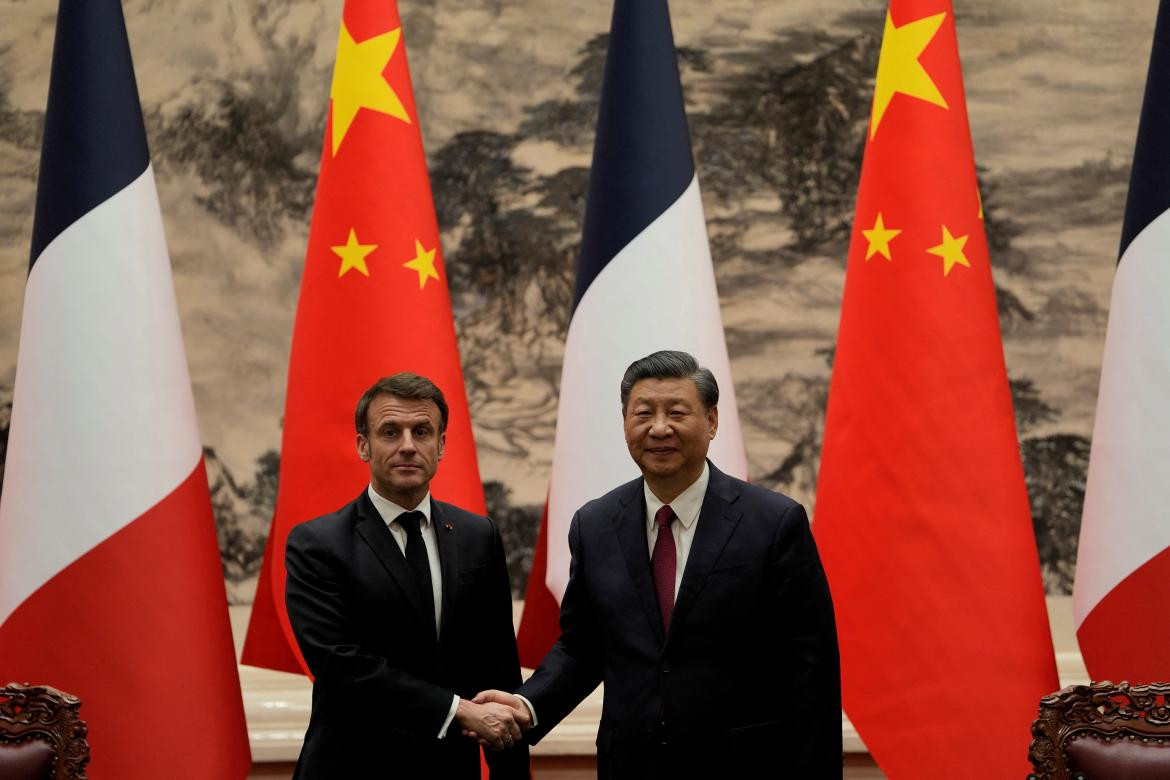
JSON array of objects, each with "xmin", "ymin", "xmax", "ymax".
[
  {"xmin": 1074, "ymin": 0, "xmax": 1170, "ymax": 685},
  {"xmin": 242, "ymin": 0, "xmax": 484, "ymax": 674},
  {"xmin": 0, "ymin": 0, "xmax": 250, "ymax": 776},
  {"xmin": 812, "ymin": 1, "xmax": 1058, "ymax": 776},
  {"xmin": 516, "ymin": 0, "xmax": 747, "ymax": 667}
]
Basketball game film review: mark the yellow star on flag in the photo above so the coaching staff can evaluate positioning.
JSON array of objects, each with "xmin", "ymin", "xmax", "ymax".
[
  {"xmin": 862, "ymin": 212, "xmax": 901, "ymax": 261},
  {"xmin": 870, "ymin": 11, "xmax": 948, "ymax": 139},
  {"xmin": 403, "ymin": 239, "xmax": 440, "ymax": 289},
  {"xmin": 330, "ymin": 22, "xmax": 411, "ymax": 157},
  {"xmin": 925, "ymin": 225, "xmax": 970, "ymax": 276},
  {"xmin": 332, "ymin": 229, "xmax": 378, "ymax": 278}
]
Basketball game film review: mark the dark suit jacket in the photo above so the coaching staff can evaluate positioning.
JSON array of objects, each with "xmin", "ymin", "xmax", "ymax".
[
  {"xmin": 519, "ymin": 462, "xmax": 841, "ymax": 779},
  {"xmin": 285, "ymin": 489, "xmax": 529, "ymax": 779}
]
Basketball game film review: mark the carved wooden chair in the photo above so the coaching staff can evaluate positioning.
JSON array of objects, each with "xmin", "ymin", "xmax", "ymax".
[
  {"xmin": 1028, "ymin": 681, "xmax": 1170, "ymax": 779},
  {"xmin": 0, "ymin": 683, "xmax": 89, "ymax": 779}
]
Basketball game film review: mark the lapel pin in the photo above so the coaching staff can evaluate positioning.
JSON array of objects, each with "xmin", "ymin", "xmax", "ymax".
[{"xmin": 444, "ymin": 522, "xmax": 454, "ymax": 531}]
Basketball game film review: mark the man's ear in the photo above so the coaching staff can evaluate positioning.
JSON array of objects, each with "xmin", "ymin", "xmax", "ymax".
[
  {"xmin": 707, "ymin": 404, "xmax": 719, "ymax": 439},
  {"xmin": 437, "ymin": 431, "xmax": 447, "ymax": 461},
  {"xmin": 356, "ymin": 434, "xmax": 370, "ymax": 461}
]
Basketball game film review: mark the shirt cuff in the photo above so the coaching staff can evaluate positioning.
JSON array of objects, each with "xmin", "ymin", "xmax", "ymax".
[
  {"xmin": 438, "ymin": 694, "xmax": 460, "ymax": 738},
  {"xmin": 514, "ymin": 693, "xmax": 538, "ymax": 729}
]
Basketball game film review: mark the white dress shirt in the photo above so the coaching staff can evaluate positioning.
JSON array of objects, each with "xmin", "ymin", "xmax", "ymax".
[
  {"xmin": 644, "ymin": 462, "xmax": 710, "ymax": 597},
  {"xmin": 366, "ymin": 485, "xmax": 459, "ymax": 738},
  {"xmin": 517, "ymin": 465, "xmax": 712, "ymax": 730}
]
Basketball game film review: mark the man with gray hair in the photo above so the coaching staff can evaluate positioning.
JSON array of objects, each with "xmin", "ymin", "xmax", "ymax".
[{"xmin": 475, "ymin": 350, "xmax": 842, "ymax": 778}]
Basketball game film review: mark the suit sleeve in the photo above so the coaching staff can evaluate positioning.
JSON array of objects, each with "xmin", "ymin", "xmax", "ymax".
[
  {"xmin": 284, "ymin": 522, "xmax": 455, "ymax": 740},
  {"xmin": 518, "ymin": 511, "xmax": 605, "ymax": 743},
  {"xmin": 481, "ymin": 516, "xmax": 531, "ymax": 779},
  {"xmin": 772, "ymin": 502, "xmax": 843, "ymax": 777}
]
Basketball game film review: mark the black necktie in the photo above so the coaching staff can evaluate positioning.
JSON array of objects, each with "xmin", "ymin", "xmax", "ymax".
[{"xmin": 397, "ymin": 511, "xmax": 436, "ymax": 640}]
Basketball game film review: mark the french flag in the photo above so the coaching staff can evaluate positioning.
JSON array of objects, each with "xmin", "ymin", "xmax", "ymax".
[
  {"xmin": 0, "ymin": 0, "xmax": 250, "ymax": 776},
  {"xmin": 517, "ymin": 0, "xmax": 747, "ymax": 666},
  {"xmin": 1074, "ymin": 0, "xmax": 1170, "ymax": 684}
]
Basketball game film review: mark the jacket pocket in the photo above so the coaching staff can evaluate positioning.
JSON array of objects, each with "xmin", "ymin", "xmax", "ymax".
[
  {"xmin": 726, "ymin": 719, "xmax": 784, "ymax": 738},
  {"xmin": 457, "ymin": 563, "xmax": 489, "ymax": 582}
]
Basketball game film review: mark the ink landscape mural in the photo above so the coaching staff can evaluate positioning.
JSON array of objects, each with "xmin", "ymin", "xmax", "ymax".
[{"xmin": 0, "ymin": 0, "xmax": 1155, "ymax": 604}]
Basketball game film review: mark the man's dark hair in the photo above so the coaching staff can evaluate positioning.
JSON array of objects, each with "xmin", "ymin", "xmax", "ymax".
[
  {"xmin": 620, "ymin": 350, "xmax": 719, "ymax": 411},
  {"xmin": 355, "ymin": 373, "xmax": 450, "ymax": 436}
]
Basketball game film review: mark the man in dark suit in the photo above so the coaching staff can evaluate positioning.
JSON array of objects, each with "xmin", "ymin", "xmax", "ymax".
[
  {"xmin": 285, "ymin": 372, "xmax": 530, "ymax": 779},
  {"xmin": 475, "ymin": 350, "xmax": 841, "ymax": 778}
]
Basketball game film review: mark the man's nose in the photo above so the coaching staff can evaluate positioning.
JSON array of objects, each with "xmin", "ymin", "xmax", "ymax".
[
  {"xmin": 399, "ymin": 431, "xmax": 417, "ymax": 452},
  {"xmin": 649, "ymin": 413, "xmax": 671, "ymax": 435}
]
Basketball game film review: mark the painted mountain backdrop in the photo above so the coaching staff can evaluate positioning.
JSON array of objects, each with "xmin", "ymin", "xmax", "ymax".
[{"xmin": 0, "ymin": 0, "xmax": 1151, "ymax": 602}]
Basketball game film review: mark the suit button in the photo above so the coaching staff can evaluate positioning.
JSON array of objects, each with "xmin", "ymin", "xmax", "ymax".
[{"xmin": 661, "ymin": 664, "xmax": 671, "ymax": 673}]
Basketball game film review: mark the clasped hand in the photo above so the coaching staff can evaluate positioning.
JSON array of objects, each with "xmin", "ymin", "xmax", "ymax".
[{"xmin": 454, "ymin": 690, "xmax": 532, "ymax": 751}]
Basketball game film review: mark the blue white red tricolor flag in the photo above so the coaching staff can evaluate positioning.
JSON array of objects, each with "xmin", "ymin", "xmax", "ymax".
[
  {"xmin": 1074, "ymin": 0, "xmax": 1170, "ymax": 685},
  {"xmin": 0, "ymin": 0, "xmax": 250, "ymax": 776},
  {"xmin": 517, "ymin": 0, "xmax": 747, "ymax": 666}
]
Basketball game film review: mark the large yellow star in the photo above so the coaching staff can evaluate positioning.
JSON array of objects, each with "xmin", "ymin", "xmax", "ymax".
[
  {"xmin": 925, "ymin": 225, "xmax": 970, "ymax": 276},
  {"xmin": 862, "ymin": 212, "xmax": 901, "ymax": 261},
  {"xmin": 330, "ymin": 22, "xmax": 411, "ymax": 157},
  {"xmin": 403, "ymin": 239, "xmax": 440, "ymax": 289},
  {"xmin": 870, "ymin": 11, "xmax": 948, "ymax": 139},
  {"xmin": 332, "ymin": 229, "xmax": 378, "ymax": 278}
]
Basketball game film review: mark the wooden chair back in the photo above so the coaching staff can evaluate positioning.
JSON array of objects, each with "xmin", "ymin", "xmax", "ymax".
[
  {"xmin": 1029, "ymin": 681, "xmax": 1170, "ymax": 780},
  {"xmin": 0, "ymin": 683, "xmax": 89, "ymax": 780}
]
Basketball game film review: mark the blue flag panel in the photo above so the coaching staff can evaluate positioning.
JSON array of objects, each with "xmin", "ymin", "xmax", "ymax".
[
  {"xmin": 1120, "ymin": 0, "xmax": 1170, "ymax": 259},
  {"xmin": 30, "ymin": 0, "xmax": 151, "ymax": 266},
  {"xmin": 573, "ymin": 0, "xmax": 697, "ymax": 310}
]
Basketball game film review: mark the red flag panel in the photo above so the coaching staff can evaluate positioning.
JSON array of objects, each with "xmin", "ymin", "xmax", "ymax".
[
  {"xmin": 242, "ymin": 0, "xmax": 485, "ymax": 674},
  {"xmin": 813, "ymin": 2, "xmax": 1058, "ymax": 777}
]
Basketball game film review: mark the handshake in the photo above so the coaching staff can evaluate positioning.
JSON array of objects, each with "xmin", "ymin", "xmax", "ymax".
[{"xmin": 453, "ymin": 690, "xmax": 533, "ymax": 751}]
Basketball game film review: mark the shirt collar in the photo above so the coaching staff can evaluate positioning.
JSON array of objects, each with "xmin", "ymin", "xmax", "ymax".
[
  {"xmin": 644, "ymin": 462, "xmax": 710, "ymax": 532},
  {"xmin": 367, "ymin": 484, "xmax": 432, "ymax": 529}
]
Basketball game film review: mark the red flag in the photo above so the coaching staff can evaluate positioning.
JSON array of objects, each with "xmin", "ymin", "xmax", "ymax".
[
  {"xmin": 242, "ymin": 0, "xmax": 485, "ymax": 674},
  {"xmin": 812, "ymin": 1, "xmax": 1057, "ymax": 776}
]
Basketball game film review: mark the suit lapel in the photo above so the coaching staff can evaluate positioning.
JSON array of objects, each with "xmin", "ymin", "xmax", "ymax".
[
  {"xmin": 612, "ymin": 479, "xmax": 666, "ymax": 647},
  {"xmin": 667, "ymin": 464, "xmax": 741, "ymax": 648},
  {"xmin": 354, "ymin": 491, "xmax": 434, "ymax": 633},
  {"xmin": 432, "ymin": 499, "xmax": 460, "ymax": 645}
]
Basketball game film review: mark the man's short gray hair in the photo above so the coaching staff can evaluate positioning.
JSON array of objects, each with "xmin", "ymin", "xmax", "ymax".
[{"xmin": 620, "ymin": 350, "xmax": 719, "ymax": 411}]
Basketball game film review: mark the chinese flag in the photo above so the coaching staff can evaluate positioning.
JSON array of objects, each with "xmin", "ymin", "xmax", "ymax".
[
  {"xmin": 812, "ymin": 1, "xmax": 1058, "ymax": 777},
  {"xmin": 242, "ymin": 0, "xmax": 485, "ymax": 674}
]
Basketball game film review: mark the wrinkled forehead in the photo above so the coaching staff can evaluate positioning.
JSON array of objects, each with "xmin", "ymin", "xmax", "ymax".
[
  {"xmin": 625, "ymin": 377, "xmax": 704, "ymax": 409},
  {"xmin": 366, "ymin": 393, "xmax": 442, "ymax": 428}
]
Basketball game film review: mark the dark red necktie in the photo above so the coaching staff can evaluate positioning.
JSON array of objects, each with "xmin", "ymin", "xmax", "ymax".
[{"xmin": 651, "ymin": 505, "xmax": 677, "ymax": 634}]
